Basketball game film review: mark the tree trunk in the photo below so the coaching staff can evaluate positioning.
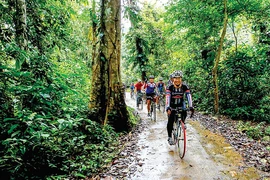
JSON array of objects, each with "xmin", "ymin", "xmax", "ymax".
[
  {"xmin": 135, "ymin": 37, "xmax": 147, "ymax": 81},
  {"xmin": 127, "ymin": 0, "xmax": 147, "ymax": 81},
  {"xmin": 15, "ymin": 0, "xmax": 27, "ymax": 49},
  {"xmin": 15, "ymin": 0, "xmax": 28, "ymax": 70},
  {"xmin": 89, "ymin": 0, "xmax": 130, "ymax": 132},
  {"xmin": 212, "ymin": 0, "xmax": 228, "ymax": 114},
  {"xmin": 89, "ymin": 0, "xmax": 98, "ymax": 68}
]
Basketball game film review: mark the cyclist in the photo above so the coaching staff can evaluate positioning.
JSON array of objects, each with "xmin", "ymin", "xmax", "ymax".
[
  {"xmin": 156, "ymin": 77, "xmax": 166, "ymax": 109},
  {"xmin": 143, "ymin": 75, "xmax": 158, "ymax": 117},
  {"xmin": 166, "ymin": 70, "xmax": 194, "ymax": 145},
  {"xmin": 157, "ymin": 77, "xmax": 166, "ymax": 94},
  {"xmin": 130, "ymin": 82, "xmax": 135, "ymax": 98},
  {"xmin": 167, "ymin": 73, "xmax": 174, "ymax": 88},
  {"xmin": 134, "ymin": 79, "xmax": 144, "ymax": 108}
]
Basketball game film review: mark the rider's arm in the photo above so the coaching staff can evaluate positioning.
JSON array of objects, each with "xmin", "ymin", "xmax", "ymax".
[
  {"xmin": 185, "ymin": 89, "xmax": 193, "ymax": 108},
  {"xmin": 143, "ymin": 82, "xmax": 148, "ymax": 90},
  {"xmin": 163, "ymin": 83, "xmax": 166, "ymax": 92},
  {"xmin": 166, "ymin": 86, "xmax": 171, "ymax": 110}
]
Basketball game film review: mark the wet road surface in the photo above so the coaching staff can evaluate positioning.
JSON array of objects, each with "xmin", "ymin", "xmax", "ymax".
[{"xmin": 125, "ymin": 93, "xmax": 262, "ymax": 180}]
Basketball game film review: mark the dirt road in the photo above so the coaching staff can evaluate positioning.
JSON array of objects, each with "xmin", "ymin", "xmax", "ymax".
[
  {"xmin": 125, "ymin": 94, "xmax": 262, "ymax": 180},
  {"xmin": 99, "ymin": 94, "xmax": 264, "ymax": 180}
]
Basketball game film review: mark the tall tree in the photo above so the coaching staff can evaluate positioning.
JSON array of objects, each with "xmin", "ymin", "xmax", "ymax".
[
  {"xmin": 15, "ymin": 0, "xmax": 27, "ymax": 50},
  {"xmin": 212, "ymin": 0, "xmax": 228, "ymax": 114},
  {"xmin": 89, "ymin": 0, "xmax": 130, "ymax": 132},
  {"xmin": 15, "ymin": 0, "xmax": 28, "ymax": 70},
  {"xmin": 126, "ymin": 0, "xmax": 147, "ymax": 81}
]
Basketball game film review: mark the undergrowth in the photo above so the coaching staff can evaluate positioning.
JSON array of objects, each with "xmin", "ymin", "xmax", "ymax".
[
  {"xmin": 237, "ymin": 121, "xmax": 270, "ymax": 141},
  {"xmin": 0, "ymin": 111, "xmax": 121, "ymax": 179}
]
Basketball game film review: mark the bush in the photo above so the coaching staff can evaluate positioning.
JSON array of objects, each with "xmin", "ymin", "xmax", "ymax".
[
  {"xmin": 237, "ymin": 121, "xmax": 264, "ymax": 140},
  {"xmin": 219, "ymin": 47, "xmax": 269, "ymax": 122},
  {"xmin": 0, "ymin": 111, "xmax": 120, "ymax": 179}
]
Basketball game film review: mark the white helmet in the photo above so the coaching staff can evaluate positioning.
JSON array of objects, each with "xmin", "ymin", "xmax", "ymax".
[{"xmin": 173, "ymin": 70, "xmax": 183, "ymax": 78}]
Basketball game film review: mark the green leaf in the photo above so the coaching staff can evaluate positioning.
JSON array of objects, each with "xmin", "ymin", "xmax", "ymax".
[
  {"xmin": 8, "ymin": 124, "xmax": 19, "ymax": 134},
  {"xmin": 74, "ymin": 173, "xmax": 86, "ymax": 178},
  {"xmin": 41, "ymin": 134, "xmax": 50, "ymax": 138},
  {"xmin": 11, "ymin": 130, "xmax": 21, "ymax": 138}
]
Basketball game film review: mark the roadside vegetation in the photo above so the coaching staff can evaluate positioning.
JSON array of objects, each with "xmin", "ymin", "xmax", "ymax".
[{"xmin": 0, "ymin": 0, "xmax": 269, "ymax": 179}]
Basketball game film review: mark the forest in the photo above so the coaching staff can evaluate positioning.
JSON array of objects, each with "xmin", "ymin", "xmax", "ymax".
[{"xmin": 0, "ymin": 0, "xmax": 269, "ymax": 179}]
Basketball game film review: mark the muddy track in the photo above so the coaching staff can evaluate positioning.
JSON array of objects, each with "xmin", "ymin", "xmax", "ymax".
[{"xmin": 96, "ymin": 94, "xmax": 269, "ymax": 180}]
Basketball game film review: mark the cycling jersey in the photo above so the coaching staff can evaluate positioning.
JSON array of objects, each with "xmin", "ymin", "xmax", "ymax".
[
  {"xmin": 166, "ymin": 84, "xmax": 193, "ymax": 109},
  {"xmin": 135, "ymin": 82, "xmax": 144, "ymax": 91},
  {"xmin": 144, "ymin": 82, "xmax": 156, "ymax": 94},
  {"xmin": 157, "ymin": 82, "xmax": 165, "ymax": 92},
  {"xmin": 167, "ymin": 80, "xmax": 173, "ymax": 88},
  {"xmin": 130, "ymin": 84, "xmax": 135, "ymax": 90}
]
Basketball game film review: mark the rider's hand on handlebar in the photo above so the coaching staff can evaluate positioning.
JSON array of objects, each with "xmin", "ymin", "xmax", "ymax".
[{"xmin": 166, "ymin": 107, "xmax": 171, "ymax": 115}]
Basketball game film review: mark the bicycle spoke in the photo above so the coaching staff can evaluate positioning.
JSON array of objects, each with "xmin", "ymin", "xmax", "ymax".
[{"xmin": 177, "ymin": 121, "xmax": 186, "ymax": 159}]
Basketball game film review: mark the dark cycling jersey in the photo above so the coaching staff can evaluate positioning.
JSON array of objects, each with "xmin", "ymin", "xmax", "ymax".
[
  {"xmin": 167, "ymin": 80, "xmax": 173, "ymax": 88},
  {"xmin": 166, "ymin": 84, "xmax": 193, "ymax": 109}
]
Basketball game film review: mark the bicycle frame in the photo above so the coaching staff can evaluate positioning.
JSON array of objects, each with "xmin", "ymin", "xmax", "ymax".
[
  {"xmin": 147, "ymin": 95, "xmax": 156, "ymax": 121},
  {"xmin": 171, "ymin": 107, "xmax": 188, "ymax": 159},
  {"xmin": 137, "ymin": 92, "xmax": 143, "ymax": 110}
]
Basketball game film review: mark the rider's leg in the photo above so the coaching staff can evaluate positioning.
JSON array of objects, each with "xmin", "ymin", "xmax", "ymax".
[
  {"xmin": 167, "ymin": 111, "xmax": 175, "ymax": 137},
  {"xmin": 167, "ymin": 110, "xmax": 175, "ymax": 145},
  {"xmin": 147, "ymin": 99, "xmax": 150, "ymax": 112},
  {"xmin": 181, "ymin": 102, "xmax": 187, "ymax": 123},
  {"xmin": 156, "ymin": 95, "xmax": 159, "ymax": 106},
  {"xmin": 181, "ymin": 111, "xmax": 187, "ymax": 123},
  {"xmin": 136, "ymin": 96, "xmax": 139, "ymax": 107}
]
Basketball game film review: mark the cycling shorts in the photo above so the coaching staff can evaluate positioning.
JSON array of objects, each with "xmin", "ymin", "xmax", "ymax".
[{"xmin": 146, "ymin": 93, "xmax": 156, "ymax": 100}]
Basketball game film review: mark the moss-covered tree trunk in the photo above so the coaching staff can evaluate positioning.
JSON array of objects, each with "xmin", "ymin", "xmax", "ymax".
[
  {"xmin": 127, "ymin": 0, "xmax": 147, "ymax": 81},
  {"xmin": 212, "ymin": 0, "xmax": 228, "ymax": 114},
  {"xmin": 89, "ymin": 0, "xmax": 130, "ymax": 132},
  {"xmin": 15, "ymin": 0, "xmax": 28, "ymax": 69}
]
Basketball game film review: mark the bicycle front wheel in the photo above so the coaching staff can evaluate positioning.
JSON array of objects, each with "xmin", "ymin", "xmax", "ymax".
[
  {"xmin": 177, "ymin": 120, "xmax": 186, "ymax": 159},
  {"xmin": 172, "ymin": 120, "xmax": 178, "ymax": 145},
  {"xmin": 159, "ymin": 98, "xmax": 165, "ymax": 113}
]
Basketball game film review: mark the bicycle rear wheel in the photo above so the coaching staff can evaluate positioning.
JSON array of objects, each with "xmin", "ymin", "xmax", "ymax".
[
  {"xmin": 138, "ymin": 97, "xmax": 143, "ymax": 110},
  {"xmin": 150, "ymin": 103, "xmax": 153, "ymax": 120},
  {"xmin": 153, "ymin": 103, "xmax": 156, "ymax": 121},
  {"xmin": 177, "ymin": 120, "xmax": 186, "ymax": 159}
]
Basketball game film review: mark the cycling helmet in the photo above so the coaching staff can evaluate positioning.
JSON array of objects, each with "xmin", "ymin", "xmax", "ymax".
[
  {"xmin": 138, "ymin": 79, "xmax": 141, "ymax": 82},
  {"xmin": 159, "ymin": 77, "xmax": 163, "ymax": 81},
  {"xmin": 149, "ymin": 75, "xmax": 154, "ymax": 79},
  {"xmin": 173, "ymin": 70, "xmax": 183, "ymax": 78},
  {"xmin": 169, "ymin": 73, "xmax": 174, "ymax": 78}
]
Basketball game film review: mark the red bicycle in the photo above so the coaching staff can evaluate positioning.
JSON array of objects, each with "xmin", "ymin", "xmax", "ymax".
[{"xmin": 171, "ymin": 107, "xmax": 192, "ymax": 159}]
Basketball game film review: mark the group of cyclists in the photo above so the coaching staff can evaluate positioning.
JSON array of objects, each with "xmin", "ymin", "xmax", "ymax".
[{"xmin": 128, "ymin": 70, "xmax": 195, "ymax": 146}]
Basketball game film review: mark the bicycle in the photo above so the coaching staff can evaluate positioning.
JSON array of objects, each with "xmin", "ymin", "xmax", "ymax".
[
  {"xmin": 147, "ymin": 95, "xmax": 157, "ymax": 121},
  {"xmin": 130, "ymin": 89, "xmax": 135, "ymax": 99},
  {"xmin": 158, "ymin": 92, "xmax": 166, "ymax": 113},
  {"xmin": 171, "ymin": 107, "xmax": 192, "ymax": 159},
  {"xmin": 136, "ymin": 92, "xmax": 143, "ymax": 110}
]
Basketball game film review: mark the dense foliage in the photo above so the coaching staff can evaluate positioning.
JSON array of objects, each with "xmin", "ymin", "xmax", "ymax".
[
  {"xmin": 0, "ymin": 0, "xmax": 132, "ymax": 179},
  {"xmin": 0, "ymin": 0, "xmax": 269, "ymax": 178}
]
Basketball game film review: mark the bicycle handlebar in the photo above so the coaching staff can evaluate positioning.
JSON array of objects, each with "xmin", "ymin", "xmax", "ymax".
[{"xmin": 169, "ymin": 107, "xmax": 194, "ymax": 118}]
